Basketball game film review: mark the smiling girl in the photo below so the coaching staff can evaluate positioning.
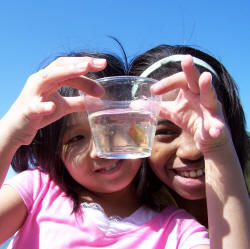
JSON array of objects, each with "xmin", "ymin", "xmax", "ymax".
[{"xmin": 129, "ymin": 45, "xmax": 250, "ymax": 248}]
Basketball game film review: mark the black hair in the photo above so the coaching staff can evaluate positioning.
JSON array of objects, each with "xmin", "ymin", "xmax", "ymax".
[{"xmin": 129, "ymin": 45, "xmax": 250, "ymax": 173}]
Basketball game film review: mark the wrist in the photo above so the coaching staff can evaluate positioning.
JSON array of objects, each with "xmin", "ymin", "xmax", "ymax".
[
  {"xmin": 0, "ymin": 113, "xmax": 35, "ymax": 149},
  {"xmin": 200, "ymin": 126, "xmax": 233, "ymax": 156},
  {"xmin": 203, "ymin": 131, "xmax": 242, "ymax": 176}
]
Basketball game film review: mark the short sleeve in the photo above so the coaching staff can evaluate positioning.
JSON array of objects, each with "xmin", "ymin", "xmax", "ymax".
[
  {"xmin": 169, "ymin": 209, "xmax": 209, "ymax": 249},
  {"xmin": 4, "ymin": 169, "xmax": 49, "ymax": 212}
]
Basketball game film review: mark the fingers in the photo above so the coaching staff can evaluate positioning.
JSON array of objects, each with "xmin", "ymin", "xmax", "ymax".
[
  {"xmin": 35, "ymin": 96, "xmax": 85, "ymax": 116},
  {"xmin": 151, "ymin": 72, "xmax": 188, "ymax": 94},
  {"xmin": 60, "ymin": 96, "xmax": 86, "ymax": 114},
  {"xmin": 202, "ymin": 107, "xmax": 225, "ymax": 139},
  {"xmin": 60, "ymin": 76, "xmax": 104, "ymax": 97},
  {"xmin": 47, "ymin": 56, "xmax": 107, "ymax": 72},
  {"xmin": 27, "ymin": 57, "xmax": 106, "ymax": 97},
  {"xmin": 181, "ymin": 55, "xmax": 200, "ymax": 94},
  {"xmin": 151, "ymin": 58, "xmax": 219, "ymax": 110},
  {"xmin": 28, "ymin": 101, "xmax": 56, "ymax": 117},
  {"xmin": 151, "ymin": 55, "xmax": 201, "ymax": 95},
  {"xmin": 199, "ymin": 72, "xmax": 218, "ymax": 111},
  {"xmin": 26, "ymin": 95, "xmax": 86, "ymax": 130}
]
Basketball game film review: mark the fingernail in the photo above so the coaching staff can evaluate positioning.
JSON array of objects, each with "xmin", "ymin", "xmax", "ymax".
[{"xmin": 92, "ymin": 58, "xmax": 106, "ymax": 66}]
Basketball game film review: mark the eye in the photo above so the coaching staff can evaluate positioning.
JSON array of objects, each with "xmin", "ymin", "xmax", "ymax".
[
  {"xmin": 155, "ymin": 128, "xmax": 180, "ymax": 143},
  {"xmin": 66, "ymin": 135, "xmax": 85, "ymax": 144},
  {"xmin": 155, "ymin": 129, "xmax": 177, "ymax": 136}
]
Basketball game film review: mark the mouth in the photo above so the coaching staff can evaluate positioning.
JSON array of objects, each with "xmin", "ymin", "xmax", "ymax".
[
  {"xmin": 93, "ymin": 161, "xmax": 121, "ymax": 173},
  {"xmin": 174, "ymin": 168, "xmax": 205, "ymax": 179}
]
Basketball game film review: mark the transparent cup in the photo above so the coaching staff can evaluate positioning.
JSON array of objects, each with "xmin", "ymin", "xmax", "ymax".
[{"xmin": 82, "ymin": 76, "xmax": 161, "ymax": 159}]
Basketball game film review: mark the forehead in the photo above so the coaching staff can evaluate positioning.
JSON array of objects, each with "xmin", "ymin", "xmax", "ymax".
[{"xmin": 65, "ymin": 112, "xmax": 89, "ymax": 127}]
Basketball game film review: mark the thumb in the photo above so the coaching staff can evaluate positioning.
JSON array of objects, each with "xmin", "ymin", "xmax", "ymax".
[
  {"xmin": 29, "ymin": 101, "xmax": 56, "ymax": 117},
  {"xmin": 62, "ymin": 96, "xmax": 86, "ymax": 114}
]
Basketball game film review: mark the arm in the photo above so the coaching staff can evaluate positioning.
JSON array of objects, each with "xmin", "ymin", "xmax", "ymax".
[
  {"xmin": 205, "ymin": 136, "xmax": 250, "ymax": 249},
  {"xmin": 151, "ymin": 55, "xmax": 250, "ymax": 249},
  {"xmin": 0, "ymin": 56, "xmax": 106, "ymax": 186},
  {"xmin": 0, "ymin": 56, "xmax": 107, "ymax": 240},
  {"xmin": 0, "ymin": 185, "xmax": 27, "ymax": 244}
]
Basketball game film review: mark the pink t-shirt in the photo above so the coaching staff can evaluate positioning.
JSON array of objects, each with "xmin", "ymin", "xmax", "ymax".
[{"xmin": 5, "ymin": 169, "xmax": 209, "ymax": 249}]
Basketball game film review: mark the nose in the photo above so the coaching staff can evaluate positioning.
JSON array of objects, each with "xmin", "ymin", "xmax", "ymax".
[
  {"xmin": 176, "ymin": 131, "xmax": 203, "ymax": 161},
  {"xmin": 89, "ymin": 141, "xmax": 99, "ymax": 159}
]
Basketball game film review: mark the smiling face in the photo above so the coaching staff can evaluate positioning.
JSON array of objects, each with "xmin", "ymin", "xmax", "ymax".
[
  {"xmin": 149, "ymin": 90, "xmax": 206, "ymax": 200},
  {"xmin": 61, "ymin": 112, "xmax": 142, "ymax": 196}
]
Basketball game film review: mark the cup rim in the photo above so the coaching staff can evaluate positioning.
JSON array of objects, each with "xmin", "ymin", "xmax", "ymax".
[{"xmin": 95, "ymin": 75, "xmax": 158, "ymax": 83}]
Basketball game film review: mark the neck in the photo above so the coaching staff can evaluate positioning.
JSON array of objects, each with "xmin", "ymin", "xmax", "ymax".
[
  {"xmin": 82, "ymin": 182, "xmax": 141, "ymax": 218},
  {"xmin": 170, "ymin": 191, "xmax": 208, "ymax": 227}
]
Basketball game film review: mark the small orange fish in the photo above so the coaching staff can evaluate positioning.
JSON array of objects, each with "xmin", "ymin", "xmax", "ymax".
[{"xmin": 128, "ymin": 122, "xmax": 148, "ymax": 147}]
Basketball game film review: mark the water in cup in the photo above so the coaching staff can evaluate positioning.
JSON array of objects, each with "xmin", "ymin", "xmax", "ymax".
[
  {"xmin": 81, "ymin": 76, "xmax": 161, "ymax": 159},
  {"xmin": 89, "ymin": 108, "xmax": 157, "ymax": 159}
]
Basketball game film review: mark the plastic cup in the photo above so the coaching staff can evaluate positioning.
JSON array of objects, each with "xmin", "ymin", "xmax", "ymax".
[{"xmin": 82, "ymin": 76, "xmax": 161, "ymax": 159}]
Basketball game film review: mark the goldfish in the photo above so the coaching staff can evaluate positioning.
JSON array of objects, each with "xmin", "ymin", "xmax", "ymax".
[{"xmin": 128, "ymin": 122, "xmax": 148, "ymax": 147}]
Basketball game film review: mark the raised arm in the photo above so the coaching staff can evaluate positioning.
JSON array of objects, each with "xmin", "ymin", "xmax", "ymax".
[
  {"xmin": 0, "ymin": 57, "xmax": 106, "ymax": 244},
  {"xmin": 151, "ymin": 55, "xmax": 250, "ymax": 249},
  {"xmin": 0, "ymin": 57, "xmax": 106, "ymax": 186}
]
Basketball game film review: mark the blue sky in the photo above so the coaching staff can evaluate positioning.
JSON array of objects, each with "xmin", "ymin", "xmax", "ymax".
[{"xmin": 0, "ymin": 0, "xmax": 250, "ymax": 247}]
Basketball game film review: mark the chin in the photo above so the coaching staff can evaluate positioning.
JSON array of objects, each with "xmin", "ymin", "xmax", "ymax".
[{"xmin": 176, "ymin": 189, "xmax": 206, "ymax": 200}]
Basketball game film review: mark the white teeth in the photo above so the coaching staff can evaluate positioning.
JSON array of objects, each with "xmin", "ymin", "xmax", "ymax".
[
  {"xmin": 93, "ymin": 161, "xmax": 118, "ymax": 172},
  {"xmin": 105, "ymin": 164, "xmax": 117, "ymax": 172},
  {"xmin": 178, "ymin": 169, "xmax": 205, "ymax": 178},
  {"xmin": 190, "ymin": 171, "xmax": 196, "ymax": 177},
  {"xmin": 196, "ymin": 169, "xmax": 203, "ymax": 176}
]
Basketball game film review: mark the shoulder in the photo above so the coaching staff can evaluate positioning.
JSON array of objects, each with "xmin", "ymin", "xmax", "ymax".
[
  {"xmin": 162, "ymin": 207, "xmax": 210, "ymax": 248},
  {"xmin": 5, "ymin": 168, "xmax": 50, "ymax": 193},
  {"xmin": 4, "ymin": 168, "xmax": 52, "ymax": 211},
  {"xmin": 160, "ymin": 206, "xmax": 207, "ymax": 231},
  {"xmin": 137, "ymin": 206, "xmax": 209, "ymax": 248},
  {"xmin": 5, "ymin": 168, "xmax": 49, "ymax": 183}
]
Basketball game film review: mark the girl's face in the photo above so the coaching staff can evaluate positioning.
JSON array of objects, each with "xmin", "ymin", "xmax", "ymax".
[
  {"xmin": 149, "ymin": 91, "xmax": 206, "ymax": 200},
  {"xmin": 61, "ymin": 112, "xmax": 142, "ymax": 195}
]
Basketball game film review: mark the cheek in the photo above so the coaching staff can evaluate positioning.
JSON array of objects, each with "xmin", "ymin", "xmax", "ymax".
[
  {"xmin": 62, "ymin": 145, "xmax": 89, "ymax": 171},
  {"xmin": 150, "ymin": 143, "xmax": 170, "ymax": 166},
  {"xmin": 128, "ymin": 159, "xmax": 142, "ymax": 173},
  {"xmin": 149, "ymin": 146, "xmax": 165, "ymax": 174},
  {"xmin": 149, "ymin": 142, "xmax": 175, "ymax": 181}
]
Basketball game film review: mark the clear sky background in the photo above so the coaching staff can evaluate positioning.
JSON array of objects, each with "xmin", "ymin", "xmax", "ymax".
[{"xmin": 0, "ymin": 0, "xmax": 250, "ymax": 247}]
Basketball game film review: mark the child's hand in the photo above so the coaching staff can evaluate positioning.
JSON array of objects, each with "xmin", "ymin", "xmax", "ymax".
[
  {"xmin": 2, "ymin": 57, "xmax": 106, "ymax": 146},
  {"xmin": 151, "ymin": 55, "xmax": 229, "ymax": 153}
]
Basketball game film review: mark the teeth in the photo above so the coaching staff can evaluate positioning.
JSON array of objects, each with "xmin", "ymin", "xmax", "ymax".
[
  {"xmin": 179, "ymin": 169, "xmax": 205, "ymax": 178},
  {"xmin": 196, "ymin": 169, "xmax": 203, "ymax": 176},
  {"xmin": 105, "ymin": 164, "xmax": 117, "ymax": 172},
  {"xmin": 189, "ymin": 171, "xmax": 196, "ymax": 177},
  {"xmin": 93, "ymin": 162, "xmax": 117, "ymax": 172}
]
